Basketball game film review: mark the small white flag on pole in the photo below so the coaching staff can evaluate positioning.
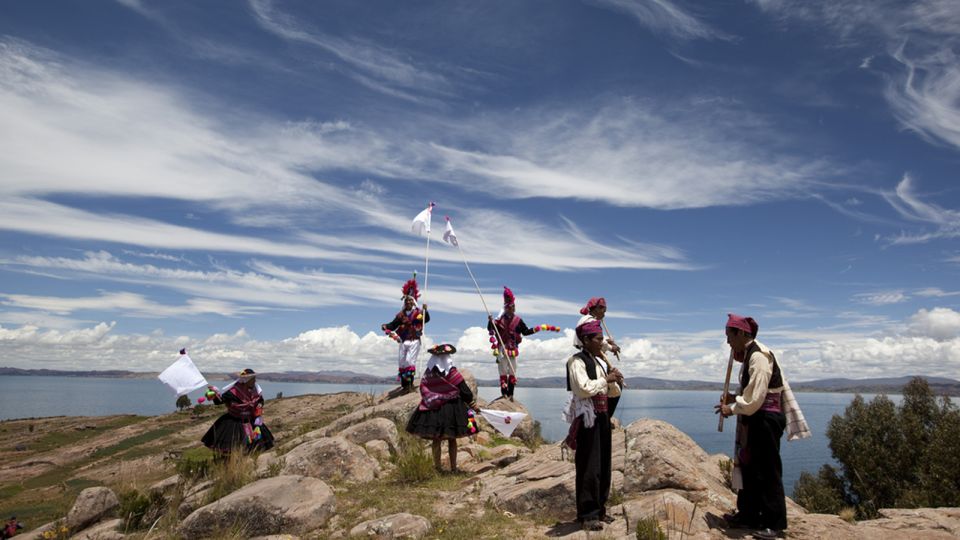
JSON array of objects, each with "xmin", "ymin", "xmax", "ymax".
[
  {"xmin": 442, "ymin": 217, "xmax": 458, "ymax": 247},
  {"xmin": 411, "ymin": 203, "xmax": 435, "ymax": 236},
  {"xmin": 158, "ymin": 349, "xmax": 208, "ymax": 396},
  {"xmin": 479, "ymin": 409, "xmax": 528, "ymax": 438}
]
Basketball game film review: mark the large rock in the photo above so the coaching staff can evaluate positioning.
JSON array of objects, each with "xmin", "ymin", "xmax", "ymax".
[
  {"xmin": 340, "ymin": 417, "xmax": 399, "ymax": 453},
  {"xmin": 474, "ymin": 430, "xmax": 626, "ymax": 519},
  {"xmin": 179, "ymin": 475, "xmax": 335, "ymax": 538},
  {"xmin": 281, "ymin": 436, "xmax": 381, "ymax": 483},
  {"xmin": 348, "ymin": 512, "xmax": 431, "ymax": 538},
  {"xmin": 71, "ymin": 518, "xmax": 125, "ymax": 540},
  {"xmin": 622, "ymin": 418, "xmax": 735, "ymax": 510},
  {"xmin": 65, "ymin": 486, "xmax": 120, "ymax": 531}
]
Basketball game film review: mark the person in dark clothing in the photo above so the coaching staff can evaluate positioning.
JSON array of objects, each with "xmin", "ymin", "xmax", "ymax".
[
  {"xmin": 487, "ymin": 286, "xmax": 537, "ymax": 400},
  {"xmin": 716, "ymin": 314, "xmax": 788, "ymax": 539},
  {"xmin": 564, "ymin": 320, "xmax": 623, "ymax": 531},
  {"xmin": 406, "ymin": 344, "xmax": 477, "ymax": 472},
  {"xmin": 382, "ymin": 278, "xmax": 430, "ymax": 393},
  {"xmin": 201, "ymin": 368, "xmax": 274, "ymax": 455}
]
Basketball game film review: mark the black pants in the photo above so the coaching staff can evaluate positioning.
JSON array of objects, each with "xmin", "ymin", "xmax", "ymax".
[
  {"xmin": 607, "ymin": 395, "xmax": 620, "ymax": 418},
  {"xmin": 737, "ymin": 410, "xmax": 787, "ymax": 530},
  {"xmin": 575, "ymin": 412, "xmax": 611, "ymax": 521}
]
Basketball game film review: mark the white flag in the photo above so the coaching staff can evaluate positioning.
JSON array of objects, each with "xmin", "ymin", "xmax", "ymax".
[
  {"xmin": 442, "ymin": 218, "xmax": 458, "ymax": 247},
  {"xmin": 411, "ymin": 203, "xmax": 434, "ymax": 236},
  {"xmin": 479, "ymin": 409, "xmax": 528, "ymax": 438},
  {"xmin": 158, "ymin": 352, "xmax": 208, "ymax": 396}
]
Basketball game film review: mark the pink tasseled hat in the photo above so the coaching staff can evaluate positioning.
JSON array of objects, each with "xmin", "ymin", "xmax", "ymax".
[{"xmin": 726, "ymin": 313, "xmax": 758, "ymax": 337}]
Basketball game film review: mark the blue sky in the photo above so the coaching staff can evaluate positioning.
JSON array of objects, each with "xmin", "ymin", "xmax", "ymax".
[{"xmin": 1, "ymin": 0, "xmax": 959, "ymax": 381}]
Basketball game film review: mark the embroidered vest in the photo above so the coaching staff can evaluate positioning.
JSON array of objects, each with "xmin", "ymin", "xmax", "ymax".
[
  {"xmin": 740, "ymin": 342, "xmax": 783, "ymax": 390},
  {"xmin": 395, "ymin": 308, "xmax": 423, "ymax": 341},
  {"xmin": 496, "ymin": 315, "xmax": 523, "ymax": 352}
]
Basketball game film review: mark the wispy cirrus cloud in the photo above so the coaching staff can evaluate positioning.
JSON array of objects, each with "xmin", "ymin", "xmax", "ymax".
[
  {"xmin": 0, "ymin": 291, "xmax": 253, "ymax": 318},
  {"xmin": 748, "ymin": 0, "xmax": 960, "ymax": 153},
  {"xmin": 0, "ymin": 251, "xmax": 648, "ymax": 319},
  {"xmin": 852, "ymin": 290, "xmax": 909, "ymax": 306},
  {"xmin": 0, "ymin": 39, "xmax": 696, "ymax": 273},
  {"xmin": 247, "ymin": 0, "xmax": 454, "ymax": 102},
  {"xmin": 586, "ymin": 0, "xmax": 729, "ymax": 41},
  {"xmin": 882, "ymin": 175, "xmax": 960, "ymax": 245}
]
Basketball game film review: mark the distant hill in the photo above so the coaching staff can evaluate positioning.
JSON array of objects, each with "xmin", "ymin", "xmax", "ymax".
[{"xmin": 2, "ymin": 367, "xmax": 958, "ymax": 395}]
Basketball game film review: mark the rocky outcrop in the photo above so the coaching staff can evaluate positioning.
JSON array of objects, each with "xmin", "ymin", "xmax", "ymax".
[
  {"xmin": 71, "ymin": 518, "xmax": 124, "ymax": 540},
  {"xmin": 179, "ymin": 475, "xmax": 335, "ymax": 538},
  {"xmin": 65, "ymin": 486, "xmax": 120, "ymax": 531},
  {"xmin": 340, "ymin": 417, "xmax": 399, "ymax": 454},
  {"xmin": 348, "ymin": 512, "xmax": 431, "ymax": 538},
  {"xmin": 621, "ymin": 418, "xmax": 734, "ymax": 510},
  {"xmin": 473, "ymin": 430, "xmax": 626, "ymax": 518},
  {"xmin": 281, "ymin": 436, "xmax": 381, "ymax": 483}
]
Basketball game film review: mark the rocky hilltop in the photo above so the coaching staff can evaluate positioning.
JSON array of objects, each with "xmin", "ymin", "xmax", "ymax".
[{"xmin": 3, "ymin": 369, "xmax": 958, "ymax": 539}]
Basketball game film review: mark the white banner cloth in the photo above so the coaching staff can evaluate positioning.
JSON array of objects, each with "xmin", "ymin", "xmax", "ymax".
[
  {"xmin": 158, "ymin": 354, "xmax": 208, "ymax": 396},
  {"xmin": 478, "ymin": 409, "xmax": 527, "ymax": 438}
]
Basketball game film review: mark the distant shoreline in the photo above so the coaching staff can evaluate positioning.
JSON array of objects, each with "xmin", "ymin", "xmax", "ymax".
[{"xmin": 3, "ymin": 367, "xmax": 958, "ymax": 396}]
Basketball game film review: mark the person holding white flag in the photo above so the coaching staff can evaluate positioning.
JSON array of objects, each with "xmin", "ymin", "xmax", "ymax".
[
  {"xmin": 381, "ymin": 277, "xmax": 429, "ymax": 392},
  {"xmin": 201, "ymin": 368, "xmax": 274, "ymax": 456}
]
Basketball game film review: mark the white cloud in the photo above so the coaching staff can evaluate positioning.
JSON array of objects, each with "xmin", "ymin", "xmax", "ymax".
[
  {"xmin": 883, "ymin": 175, "xmax": 960, "ymax": 244},
  {"xmin": 0, "ymin": 40, "xmax": 701, "ymax": 273},
  {"xmin": 908, "ymin": 307, "xmax": 960, "ymax": 341},
  {"xmin": 247, "ymin": 0, "xmax": 453, "ymax": 102},
  {"xmin": 748, "ymin": 0, "xmax": 960, "ymax": 153},
  {"xmin": 0, "ymin": 291, "xmax": 252, "ymax": 318},
  {"xmin": 2, "ymin": 307, "xmax": 959, "ymax": 380},
  {"xmin": 587, "ymin": 0, "xmax": 728, "ymax": 41},
  {"xmin": 852, "ymin": 290, "xmax": 908, "ymax": 306},
  {"xmin": 0, "ymin": 251, "xmax": 651, "ymax": 318}
]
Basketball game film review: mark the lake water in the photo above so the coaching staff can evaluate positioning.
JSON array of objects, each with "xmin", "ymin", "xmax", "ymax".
[{"xmin": 0, "ymin": 375, "xmax": 881, "ymax": 494}]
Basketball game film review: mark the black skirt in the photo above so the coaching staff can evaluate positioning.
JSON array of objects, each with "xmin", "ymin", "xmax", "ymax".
[
  {"xmin": 201, "ymin": 413, "xmax": 275, "ymax": 454},
  {"xmin": 406, "ymin": 399, "xmax": 472, "ymax": 439}
]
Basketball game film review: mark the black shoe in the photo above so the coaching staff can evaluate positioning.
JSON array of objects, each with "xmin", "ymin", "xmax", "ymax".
[
  {"xmin": 753, "ymin": 528, "xmax": 783, "ymax": 539},
  {"xmin": 723, "ymin": 512, "xmax": 754, "ymax": 529},
  {"xmin": 600, "ymin": 514, "xmax": 615, "ymax": 524},
  {"xmin": 581, "ymin": 520, "xmax": 603, "ymax": 531}
]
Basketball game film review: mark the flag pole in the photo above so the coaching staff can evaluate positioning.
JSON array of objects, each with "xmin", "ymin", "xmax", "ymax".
[
  {"xmin": 419, "ymin": 203, "xmax": 434, "ymax": 378},
  {"xmin": 446, "ymin": 217, "xmax": 507, "ymax": 365},
  {"xmin": 718, "ymin": 350, "xmax": 734, "ymax": 432}
]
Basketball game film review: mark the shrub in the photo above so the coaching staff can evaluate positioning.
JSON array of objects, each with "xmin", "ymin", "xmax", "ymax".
[
  {"xmin": 176, "ymin": 447, "xmax": 215, "ymax": 480},
  {"xmin": 207, "ymin": 449, "xmax": 256, "ymax": 502},
  {"xmin": 176, "ymin": 395, "xmax": 191, "ymax": 411},
  {"xmin": 393, "ymin": 433, "xmax": 436, "ymax": 483},
  {"xmin": 793, "ymin": 466, "xmax": 844, "ymax": 514},
  {"xmin": 635, "ymin": 515, "xmax": 666, "ymax": 540},
  {"xmin": 794, "ymin": 377, "xmax": 960, "ymax": 518},
  {"xmin": 118, "ymin": 488, "xmax": 164, "ymax": 530}
]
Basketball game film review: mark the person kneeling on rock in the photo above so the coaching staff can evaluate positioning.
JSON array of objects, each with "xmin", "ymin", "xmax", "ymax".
[{"xmin": 405, "ymin": 344, "xmax": 477, "ymax": 472}]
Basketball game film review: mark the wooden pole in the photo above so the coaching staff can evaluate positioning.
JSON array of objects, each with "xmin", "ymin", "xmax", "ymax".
[{"xmin": 718, "ymin": 351, "xmax": 734, "ymax": 432}]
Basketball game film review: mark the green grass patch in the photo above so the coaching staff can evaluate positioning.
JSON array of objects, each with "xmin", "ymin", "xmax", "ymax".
[
  {"xmin": 28, "ymin": 416, "xmax": 146, "ymax": 453},
  {"xmin": 88, "ymin": 426, "xmax": 177, "ymax": 460}
]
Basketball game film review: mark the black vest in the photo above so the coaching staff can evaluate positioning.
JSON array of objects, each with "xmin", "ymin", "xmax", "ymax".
[
  {"xmin": 567, "ymin": 350, "xmax": 600, "ymax": 391},
  {"xmin": 740, "ymin": 342, "xmax": 783, "ymax": 390}
]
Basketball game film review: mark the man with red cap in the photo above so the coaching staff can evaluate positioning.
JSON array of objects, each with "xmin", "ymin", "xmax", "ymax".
[
  {"xmin": 382, "ymin": 278, "xmax": 430, "ymax": 393},
  {"xmin": 487, "ymin": 286, "xmax": 537, "ymax": 401},
  {"xmin": 574, "ymin": 297, "xmax": 623, "ymax": 415},
  {"xmin": 564, "ymin": 319, "xmax": 624, "ymax": 531},
  {"xmin": 715, "ymin": 314, "xmax": 788, "ymax": 539}
]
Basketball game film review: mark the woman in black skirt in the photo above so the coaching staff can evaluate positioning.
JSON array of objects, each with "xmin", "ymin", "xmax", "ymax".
[
  {"xmin": 201, "ymin": 368, "xmax": 274, "ymax": 455},
  {"xmin": 406, "ymin": 344, "xmax": 477, "ymax": 472}
]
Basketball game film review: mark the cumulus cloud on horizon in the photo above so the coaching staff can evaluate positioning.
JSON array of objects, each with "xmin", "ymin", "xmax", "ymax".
[{"xmin": 3, "ymin": 307, "xmax": 958, "ymax": 382}]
